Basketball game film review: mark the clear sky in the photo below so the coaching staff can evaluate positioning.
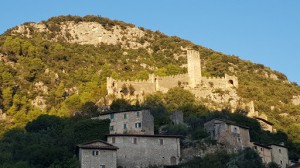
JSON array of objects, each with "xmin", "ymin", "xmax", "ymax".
[{"xmin": 1, "ymin": 1, "xmax": 299, "ymax": 84}]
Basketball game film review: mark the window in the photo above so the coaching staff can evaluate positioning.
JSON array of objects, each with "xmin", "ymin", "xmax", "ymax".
[
  {"xmin": 135, "ymin": 122, "xmax": 142, "ymax": 128},
  {"xmin": 237, "ymin": 137, "xmax": 241, "ymax": 143},
  {"xmin": 160, "ymin": 139, "xmax": 164, "ymax": 145},
  {"xmin": 137, "ymin": 111, "xmax": 140, "ymax": 117},
  {"xmin": 100, "ymin": 165, "xmax": 105, "ymax": 168},
  {"xmin": 110, "ymin": 114, "xmax": 114, "ymax": 120},
  {"xmin": 280, "ymin": 160, "xmax": 283, "ymax": 165},
  {"xmin": 92, "ymin": 150, "xmax": 99, "ymax": 156},
  {"xmin": 109, "ymin": 125, "xmax": 114, "ymax": 131},
  {"xmin": 133, "ymin": 137, "xmax": 137, "ymax": 144},
  {"xmin": 123, "ymin": 124, "xmax": 127, "ymax": 129},
  {"xmin": 279, "ymin": 149, "xmax": 281, "ymax": 153},
  {"xmin": 261, "ymin": 148, "xmax": 263, "ymax": 151},
  {"xmin": 112, "ymin": 137, "xmax": 115, "ymax": 144},
  {"xmin": 124, "ymin": 114, "xmax": 127, "ymax": 119},
  {"xmin": 254, "ymin": 146, "xmax": 257, "ymax": 150}
]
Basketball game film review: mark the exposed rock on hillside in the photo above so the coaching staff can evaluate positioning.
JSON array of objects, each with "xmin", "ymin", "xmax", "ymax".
[{"xmin": 13, "ymin": 21, "xmax": 151, "ymax": 49}]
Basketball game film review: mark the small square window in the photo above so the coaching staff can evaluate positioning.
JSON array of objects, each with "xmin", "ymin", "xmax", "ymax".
[
  {"xmin": 137, "ymin": 111, "xmax": 140, "ymax": 117},
  {"xmin": 110, "ymin": 125, "xmax": 114, "ymax": 131},
  {"xmin": 135, "ymin": 122, "xmax": 142, "ymax": 128},
  {"xmin": 279, "ymin": 149, "xmax": 281, "ymax": 153},
  {"xmin": 261, "ymin": 148, "xmax": 263, "ymax": 151},
  {"xmin": 92, "ymin": 150, "xmax": 99, "ymax": 156},
  {"xmin": 124, "ymin": 114, "xmax": 127, "ymax": 119},
  {"xmin": 160, "ymin": 139, "xmax": 164, "ymax": 145},
  {"xmin": 123, "ymin": 124, "xmax": 127, "ymax": 129}
]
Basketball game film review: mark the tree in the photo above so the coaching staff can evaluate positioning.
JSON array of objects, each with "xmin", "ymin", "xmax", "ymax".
[
  {"xmin": 2, "ymin": 87, "xmax": 13, "ymax": 111},
  {"xmin": 110, "ymin": 98, "xmax": 132, "ymax": 112},
  {"xmin": 164, "ymin": 87, "xmax": 195, "ymax": 111}
]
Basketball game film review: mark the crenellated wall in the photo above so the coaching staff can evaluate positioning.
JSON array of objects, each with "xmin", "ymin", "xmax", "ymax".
[{"xmin": 106, "ymin": 50, "xmax": 239, "ymax": 108}]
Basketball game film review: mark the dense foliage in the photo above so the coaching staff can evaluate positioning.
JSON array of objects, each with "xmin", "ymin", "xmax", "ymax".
[{"xmin": 0, "ymin": 115, "xmax": 109, "ymax": 168}]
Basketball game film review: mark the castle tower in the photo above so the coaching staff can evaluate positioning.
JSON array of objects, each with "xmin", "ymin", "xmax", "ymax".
[{"xmin": 187, "ymin": 50, "xmax": 201, "ymax": 88}]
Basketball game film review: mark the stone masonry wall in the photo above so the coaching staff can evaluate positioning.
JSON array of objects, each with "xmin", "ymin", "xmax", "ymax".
[
  {"xmin": 270, "ymin": 145, "xmax": 289, "ymax": 168},
  {"xmin": 98, "ymin": 110, "xmax": 154, "ymax": 135},
  {"xmin": 79, "ymin": 149, "xmax": 117, "ymax": 168},
  {"xmin": 107, "ymin": 136, "xmax": 180, "ymax": 168}
]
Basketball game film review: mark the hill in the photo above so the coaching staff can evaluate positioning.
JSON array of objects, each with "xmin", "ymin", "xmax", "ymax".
[{"xmin": 0, "ymin": 15, "xmax": 299, "ymax": 151}]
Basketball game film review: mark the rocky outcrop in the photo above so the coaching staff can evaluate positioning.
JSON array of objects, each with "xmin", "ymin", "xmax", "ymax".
[
  {"xmin": 12, "ymin": 21, "xmax": 151, "ymax": 49},
  {"xmin": 292, "ymin": 95, "xmax": 300, "ymax": 105}
]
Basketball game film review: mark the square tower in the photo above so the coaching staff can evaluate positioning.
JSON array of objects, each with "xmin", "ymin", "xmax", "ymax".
[{"xmin": 187, "ymin": 50, "xmax": 201, "ymax": 88}]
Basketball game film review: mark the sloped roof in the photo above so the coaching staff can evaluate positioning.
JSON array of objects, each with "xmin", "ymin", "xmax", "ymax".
[
  {"xmin": 107, "ymin": 134, "xmax": 182, "ymax": 138},
  {"xmin": 253, "ymin": 142, "xmax": 272, "ymax": 149},
  {"xmin": 77, "ymin": 139, "xmax": 118, "ymax": 150},
  {"xmin": 213, "ymin": 119, "xmax": 250, "ymax": 129}
]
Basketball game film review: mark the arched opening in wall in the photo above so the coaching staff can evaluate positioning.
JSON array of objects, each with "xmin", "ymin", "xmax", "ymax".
[
  {"xmin": 228, "ymin": 80, "xmax": 234, "ymax": 86},
  {"xmin": 170, "ymin": 156, "xmax": 177, "ymax": 165}
]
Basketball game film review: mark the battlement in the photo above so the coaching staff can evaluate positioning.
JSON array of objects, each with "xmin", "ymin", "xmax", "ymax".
[{"xmin": 106, "ymin": 49, "xmax": 239, "ymax": 106}]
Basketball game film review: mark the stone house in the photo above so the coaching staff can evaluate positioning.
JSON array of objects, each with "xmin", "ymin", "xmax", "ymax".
[
  {"xmin": 77, "ymin": 140, "xmax": 118, "ymax": 168},
  {"xmin": 252, "ymin": 142, "xmax": 289, "ymax": 167},
  {"xmin": 254, "ymin": 116, "xmax": 275, "ymax": 133},
  {"xmin": 97, "ymin": 109, "xmax": 154, "ymax": 135},
  {"xmin": 269, "ymin": 144, "xmax": 289, "ymax": 168},
  {"xmin": 252, "ymin": 143, "xmax": 272, "ymax": 164},
  {"xmin": 107, "ymin": 134, "xmax": 181, "ymax": 168},
  {"xmin": 204, "ymin": 119, "xmax": 251, "ymax": 152}
]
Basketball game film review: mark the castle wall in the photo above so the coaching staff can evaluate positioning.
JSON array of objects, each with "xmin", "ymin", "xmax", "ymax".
[
  {"xmin": 156, "ymin": 74, "xmax": 189, "ymax": 93},
  {"xmin": 107, "ymin": 77, "xmax": 156, "ymax": 97}
]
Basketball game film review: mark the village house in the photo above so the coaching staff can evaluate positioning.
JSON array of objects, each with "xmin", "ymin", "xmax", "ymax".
[
  {"xmin": 252, "ymin": 142, "xmax": 289, "ymax": 167},
  {"xmin": 253, "ymin": 143, "xmax": 290, "ymax": 168},
  {"xmin": 269, "ymin": 143, "xmax": 289, "ymax": 168},
  {"xmin": 107, "ymin": 134, "xmax": 181, "ymax": 168},
  {"xmin": 97, "ymin": 109, "xmax": 154, "ymax": 135},
  {"xmin": 77, "ymin": 140, "xmax": 118, "ymax": 168},
  {"xmin": 204, "ymin": 119, "xmax": 251, "ymax": 152},
  {"xmin": 252, "ymin": 143, "xmax": 272, "ymax": 164}
]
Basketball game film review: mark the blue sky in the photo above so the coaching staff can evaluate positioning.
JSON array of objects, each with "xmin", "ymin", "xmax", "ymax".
[{"xmin": 1, "ymin": 1, "xmax": 300, "ymax": 84}]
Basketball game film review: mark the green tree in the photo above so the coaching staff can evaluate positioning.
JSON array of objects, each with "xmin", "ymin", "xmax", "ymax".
[{"xmin": 164, "ymin": 87, "xmax": 195, "ymax": 111}]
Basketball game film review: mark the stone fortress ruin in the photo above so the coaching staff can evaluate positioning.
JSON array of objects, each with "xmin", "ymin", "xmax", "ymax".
[{"xmin": 107, "ymin": 49, "xmax": 239, "ymax": 104}]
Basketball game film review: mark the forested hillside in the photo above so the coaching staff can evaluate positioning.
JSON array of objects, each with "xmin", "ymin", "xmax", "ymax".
[{"xmin": 0, "ymin": 15, "xmax": 299, "ymax": 164}]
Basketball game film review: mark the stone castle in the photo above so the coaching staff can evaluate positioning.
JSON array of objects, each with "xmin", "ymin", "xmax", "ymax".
[{"xmin": 107, "ymin": 49, "xmax": 239, "ymax": 104}]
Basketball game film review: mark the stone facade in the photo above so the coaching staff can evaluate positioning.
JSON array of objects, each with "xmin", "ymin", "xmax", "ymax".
[
  {"xmin": 269, "ymin": 144, "xmax": 289, "ymax": 168},
  {"xmin": 78, "ymin": 140, "xmax": 118, "ymax": 168},
  {"xmin": 204, "ymin": 119, "xmax": 251, "ymax": 152},
  {"xmin": 252, "ymin": 143, "xmax": 272, "ymax": 164},
  {"xmin": 106, "ymin": 50, "xmax": 239, "ymax": 108},
  {"xmin": 107, "ymin": 134, "xmax": 181, "ymax": 168},
  {"xmin": 97, "ymin": 109, "xmax": 154, "ymax": 135}
]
